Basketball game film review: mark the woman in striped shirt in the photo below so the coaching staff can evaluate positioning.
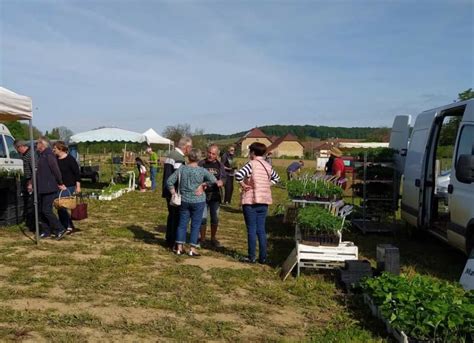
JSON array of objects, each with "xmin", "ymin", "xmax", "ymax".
[{"xmin": 235, "ymin": 143, "xmax": 280, "ymax": 264}]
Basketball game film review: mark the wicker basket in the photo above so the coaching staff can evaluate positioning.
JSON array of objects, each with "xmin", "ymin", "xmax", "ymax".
[{"xmin": 53, "ymin": 190, "xmax": 77, "ymax": 210}]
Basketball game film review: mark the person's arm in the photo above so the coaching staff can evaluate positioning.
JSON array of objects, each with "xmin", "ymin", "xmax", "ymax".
[
  {"xmin": 235, "ymin": 161, "xmax": 252, "ymax": 182},
  {"xmin": 270, "ymin": 168, "xmax": 281, "ymax": 184},
  {"xmin": 217, "ymin": 161, "xmax": 226, "ymax": 187},
  {"xmin": 333, "ymin": 159, "xmax": 344, "ymax": 178},
  {"xmin": 47, "ymin": 153, "xmax": 65, "ymax": 189},
  {"xmin": 203, "ymin": 169, "xmax": 217, "ymax": 186},
  {"xmin": 166, "ymin": 168, "xmax": 179, "ymax": 194},
  {"xmin": 70, "ymin": 156, "xmax": 81, "ymax": 193},
  {"xmin": 235, "ymin": 162, "xmax": 252, "ymax": 191}
]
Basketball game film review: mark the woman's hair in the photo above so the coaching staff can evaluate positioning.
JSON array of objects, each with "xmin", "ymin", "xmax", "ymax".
[
  {"xmin": 53, "ymin": 141, "xmax": 68, "ymax": 153},
  {"xmin": 248, "ymin": 142, "xmax": 266, "ymax": 157},
  {"xmin": 188, "ymin": 149, "xmax": 201, "ymax": 162}
]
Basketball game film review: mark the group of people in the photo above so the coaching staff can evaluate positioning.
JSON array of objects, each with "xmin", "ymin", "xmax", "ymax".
[
  {"xmin": 162, "ymin": 137, "xmax": 280, "ymax": 263},
  {"xmin": 14, "ymin": 137, "xmax": 81, "ymax": 240}
]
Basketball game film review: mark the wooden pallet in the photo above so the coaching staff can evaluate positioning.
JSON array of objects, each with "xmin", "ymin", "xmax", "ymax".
[{"xmin": 296, "ymin": 241, "xmax": 358, "ymax": 276}]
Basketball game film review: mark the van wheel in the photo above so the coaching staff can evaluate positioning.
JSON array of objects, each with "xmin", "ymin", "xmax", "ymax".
[{"xmin": 466, "ymin": 228, "xmax": 474, "ymax": 255}]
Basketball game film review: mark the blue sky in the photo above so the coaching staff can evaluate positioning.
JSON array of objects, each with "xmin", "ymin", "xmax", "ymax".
[{"xmin": 1, "ymin": 0, "xmax": 472, "ymax": 135}]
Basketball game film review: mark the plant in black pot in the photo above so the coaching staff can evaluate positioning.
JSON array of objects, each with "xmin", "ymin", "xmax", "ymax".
[{"xmin": 296, "ymin": 206, "xmax": 345, "ymax": 246}]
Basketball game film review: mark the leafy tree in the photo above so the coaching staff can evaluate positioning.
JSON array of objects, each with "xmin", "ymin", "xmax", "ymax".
[
  {"xmin": 2, "ymin": 121, "xmax": 42, "ymax": 139},
  {"xmin": 46, "ymin": 127, "xmax": 60, "ymax": 140}
]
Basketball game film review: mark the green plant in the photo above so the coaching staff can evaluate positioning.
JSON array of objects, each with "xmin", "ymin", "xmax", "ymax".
[
  {"xmin": 360, "ymin": 273, "xmax": 474, "ymax": 342},
  {"xmin": 344, "ymin": 148, "xmax": 395, "ymax": 162},
  {"xmin": 287, "ymin": 176, "xmax": 343, "ymax": 200},
  {"xmin": 296, "ymin": 206, "xmax": 345, "ymax": 234}
]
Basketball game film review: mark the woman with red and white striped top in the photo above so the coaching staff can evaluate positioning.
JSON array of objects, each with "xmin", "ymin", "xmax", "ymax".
[{"xmin": 235, "ymin": 142, "xmax": 280, "ymax": 264}]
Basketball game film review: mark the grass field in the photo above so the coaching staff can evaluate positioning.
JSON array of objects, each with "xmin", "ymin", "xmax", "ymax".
[{"xmin": 0, "ymin": 169, "xmax": 467, "ymax": 342}]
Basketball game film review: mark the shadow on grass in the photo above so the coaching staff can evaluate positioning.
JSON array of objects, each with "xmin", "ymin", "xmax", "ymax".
[
  {"xmin": 127, "ymin": 225, "xmax": 169, "ymax": 248},
  {"xmin": 219, "ymin": 205, "xmax": 242, "ymax": 214},
  {"xmin": 345, "ymin": 224, "xmax": 467, "ymax": 282}
]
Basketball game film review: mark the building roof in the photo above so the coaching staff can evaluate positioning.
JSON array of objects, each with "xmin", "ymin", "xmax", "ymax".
[
  {"xmin": 236, "ymin": 127, "xmax": 270, "ymax": 144},
  {"xmin": 267, "ymin": 133, "xmax": 303, "ymax": 152}
]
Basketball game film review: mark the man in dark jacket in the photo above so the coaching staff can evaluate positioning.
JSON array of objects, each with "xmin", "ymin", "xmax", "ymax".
[
  {"xmin": 14, "ymin": 140, "xmax": 37, "ymax": 231},
  {"xmin": 36, "ymin": 137, "xmax": 67, "ymax": 240},
  {"xmin": 162, "ymin": 136, "xmax": 192, "ymax": 248},
  {"xmin": 198, "ymin": 144, "xmax": 225, "ymax": 247}
]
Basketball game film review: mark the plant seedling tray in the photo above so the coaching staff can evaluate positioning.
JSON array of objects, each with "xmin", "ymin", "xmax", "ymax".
[{"xmin": 363, "ymin": 294, "xmax": 412, "ymax": 343}]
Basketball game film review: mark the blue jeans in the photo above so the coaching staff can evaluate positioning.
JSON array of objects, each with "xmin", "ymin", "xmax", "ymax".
[
  {"xmin": 201, "ymin": 200, "xmax": 220, "ymax": 225},
  {"xmin": 150, "ymin": 166, "xmax": 157, "ymax": 191},
  {"xmin": 176, "ymin": 201, "xmax": 206, "ymax": 247},
  {"xmin": 242, "ymin": 204, "xmax": 268, "ymax": 262},
  {"xmin": 57, "ymin": 186, "xmax": 76, "ymax": 231}
]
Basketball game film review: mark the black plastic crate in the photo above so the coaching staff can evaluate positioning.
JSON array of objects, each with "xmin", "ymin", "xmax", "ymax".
[{"xmin": 344, "ymin": 260, "xmax": 372, "ymax": 272}]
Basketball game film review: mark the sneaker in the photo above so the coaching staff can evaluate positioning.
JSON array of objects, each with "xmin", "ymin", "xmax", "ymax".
[
  {"xmin": 39, "ymin": 232, "xmax": 51, "ymax": 239},
  {"xmin": 210, "ymin": 239, "xmax": 221, "ymax": 248},
  {"xmin": 56, "ymin": 230, "xmax": 67, "ymax": 241},
  {"xmin": 66, "ymin": 227, "xmax": 74, "ymax": 235},
  {"xmin": 241, "ymin": 257, "xmax": 256, "ymax": 264},
  {"xmin": 188, "ymin": 250, "xmax": 201, "ymax": 257}
]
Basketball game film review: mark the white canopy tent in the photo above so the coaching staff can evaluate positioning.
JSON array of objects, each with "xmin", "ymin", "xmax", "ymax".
[
  {"xmin": 70, "ymin": 127, "xmax": 149, "ymax": 144},
  {"xmin": 142, "ymin": 128, "xmax": 172, "ymax": 152},
  {"xmin": 0, "ymin": 86, "xmax": 40, "ymax": 243}
]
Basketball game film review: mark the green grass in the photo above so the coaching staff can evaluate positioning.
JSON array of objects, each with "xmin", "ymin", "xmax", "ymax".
[{"xmin": 0, "ymin": 169, "xmax": 467, "ymax": 341}]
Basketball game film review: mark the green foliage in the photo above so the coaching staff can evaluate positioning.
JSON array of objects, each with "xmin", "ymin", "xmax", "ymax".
[
  {"xmin": 360, "ymin": 273, "xmax": 474, "ymax": 342},
  {"xmin": 2, "ymin": 121, "xmax": 42, "ymax": 140},
  {"xmin": 458, "ymin": 88, "xmax": 474, "ymax": 101},
  {"xmin": 202, "ymin": 125, "xmax": 391, "ymax": 141},
  {"xmin": 287, "ymin": 176, "xmax": 344, "ymax": 200},
  {"xmin": 344, "ymin": 147, "xmax": 395, "ymax": 162},
  {"xmin": 296, "ymin": 206, "xmax": 345, "ymax": 234}
]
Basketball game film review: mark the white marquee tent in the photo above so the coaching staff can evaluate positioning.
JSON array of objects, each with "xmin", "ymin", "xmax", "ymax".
[
  {"xmin": 70, "ymin": 127, "xmax": 149, "ymax": 144},
  {"xmin": 0, "ymin": 86, "xmax": 40, "ymax": 243}
]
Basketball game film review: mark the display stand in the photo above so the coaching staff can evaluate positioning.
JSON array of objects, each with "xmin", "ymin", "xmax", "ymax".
[{"xmin": 351, "ymin": 151, "xmax": 399, "ymax": 234}]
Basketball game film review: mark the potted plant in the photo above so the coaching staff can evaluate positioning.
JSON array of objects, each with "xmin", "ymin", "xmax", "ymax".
[{"xmin": 296, "ymin": 206, "xmax": 345, "ymax": 246}]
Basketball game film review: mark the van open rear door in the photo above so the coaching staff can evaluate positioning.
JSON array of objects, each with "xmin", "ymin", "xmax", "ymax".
[
  {"xmin": 389, "ymin": 115, "xmax": 411, "ymax": 175},
  {"xmin": 401, "ymin": 110, "xmax": 437, "ymax": 227}
]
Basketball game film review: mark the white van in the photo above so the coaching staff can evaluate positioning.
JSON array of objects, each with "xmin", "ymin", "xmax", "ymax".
[
  {"xmin": 390, "ymin": 99, "xmax": 474, "ymax": 254},
  {"xmin": 0, "ymin": 123, "xmax": 23, "ymax": 173}
]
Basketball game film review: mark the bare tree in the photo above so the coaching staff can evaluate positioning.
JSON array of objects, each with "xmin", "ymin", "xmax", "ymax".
[{"xmin": 163, "ymin": 124, "xmax": 192, "ymax": 145}]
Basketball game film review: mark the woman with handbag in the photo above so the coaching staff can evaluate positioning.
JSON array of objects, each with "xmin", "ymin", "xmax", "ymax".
[
  {"xmin": 53, "ymin": 141, "xmax": 81, "ymax": 234},
  {"xmin": 166, "ymin": 149, "xmax": 217, "ymax": 256},
  {"xmin": 235, "ymin": 142, "xmax": 280, "ymax": 264}
]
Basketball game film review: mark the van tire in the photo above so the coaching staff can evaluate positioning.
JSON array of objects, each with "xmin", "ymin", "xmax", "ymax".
[{"xmin": 467, "ymin": 227, "xmax": 474, "ymax": 255}]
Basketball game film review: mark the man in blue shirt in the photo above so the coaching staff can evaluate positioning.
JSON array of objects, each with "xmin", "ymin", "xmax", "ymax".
[{"xmin": 286, "ymin": 160, "xmax": 304, "ymax": 180}]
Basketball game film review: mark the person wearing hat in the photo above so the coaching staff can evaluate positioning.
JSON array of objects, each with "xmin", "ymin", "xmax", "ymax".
[{"xmin": 329, "ymin": 147, "xmax": 346, "ymax": 182}]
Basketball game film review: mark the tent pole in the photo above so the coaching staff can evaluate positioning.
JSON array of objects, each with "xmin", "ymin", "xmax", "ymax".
[{"xmin": 29, "ymin": 120, "xmax": 40, "ymax": 245}]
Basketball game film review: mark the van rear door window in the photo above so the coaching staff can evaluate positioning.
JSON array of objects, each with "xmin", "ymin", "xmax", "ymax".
[
  {"xmin": 456, "ymin": 125, "xmax": 474, "ymax": 161},
  {"xmin": 0, "ymin": 138, "xmax": 6, "ymax": 158},
  {"xmin": 4, "ymin": 135, "xmax": 20, "ymax": 159}
]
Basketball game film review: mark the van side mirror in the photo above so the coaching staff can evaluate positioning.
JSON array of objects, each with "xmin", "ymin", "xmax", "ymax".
[{"xmin": 456, "ymin": 154, "xmax": 474, "ymax": 184}]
